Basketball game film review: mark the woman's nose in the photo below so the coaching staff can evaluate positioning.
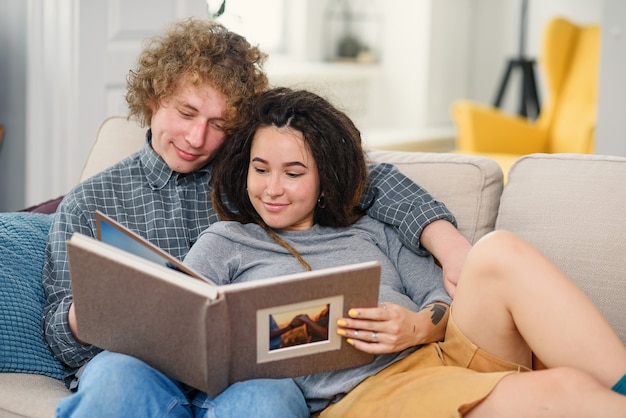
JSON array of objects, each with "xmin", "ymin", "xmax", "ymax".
[{"xmin": 265, "ymin": 176, "xmax": 284, "ymax": 197}]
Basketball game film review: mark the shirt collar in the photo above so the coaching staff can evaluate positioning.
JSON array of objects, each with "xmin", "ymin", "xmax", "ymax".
[{"xmin": 140, "ymin": 129, "xmax": 212, "ymax": 190}]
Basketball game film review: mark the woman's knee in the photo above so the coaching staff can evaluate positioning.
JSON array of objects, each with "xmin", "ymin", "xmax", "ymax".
[
  {"xmin": 464, "ymin": 231, "xmax": 534, "ymax": 280},
  {"xmin": 471, "ymin": 230, "xmax": 521, "ymax": 263}
]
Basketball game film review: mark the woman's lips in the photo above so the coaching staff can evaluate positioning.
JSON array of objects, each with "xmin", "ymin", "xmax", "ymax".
[{"xmin": 262, "ymin": 201, "xmax": 288, "ymax": 212}]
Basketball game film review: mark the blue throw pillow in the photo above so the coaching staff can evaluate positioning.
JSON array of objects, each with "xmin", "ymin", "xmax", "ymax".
[{"xmin": 0, "ymin": 212, "xmax": 66, "ymax": 379}]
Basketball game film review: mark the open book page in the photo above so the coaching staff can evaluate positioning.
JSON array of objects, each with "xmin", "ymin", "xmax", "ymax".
[
  {"xmin": 95, "ymin": 210, "xmax": 210, "ymax": 282},
  {"xmin": 69, "ymin": 232, "xmax": 219, "ymax": 299},
  {"xmin": 68, "ymin": 231, "xmax": 381, "ymax": 396}
]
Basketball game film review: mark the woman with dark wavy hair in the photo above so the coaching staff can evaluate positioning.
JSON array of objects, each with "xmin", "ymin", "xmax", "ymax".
[
  {"xmin": 212, "ymin": 87, "xmax": 368, "ymax": 269},
  {"xmin": 185, "ymin": 87, "xmax": 626, "ymax": 417}
]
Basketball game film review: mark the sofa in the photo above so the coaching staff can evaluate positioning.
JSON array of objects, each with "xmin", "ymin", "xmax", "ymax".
[{"xmin": 2, "ymin": 116, "xmax": 626, "ymax": 417}]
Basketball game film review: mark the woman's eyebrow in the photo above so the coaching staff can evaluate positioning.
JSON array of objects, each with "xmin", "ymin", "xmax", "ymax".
[
  {"xmin": 251, "ymin": 157, "xmax": 307, "ymax": 168},
  {"xmin": 284, "ymin": 161, "xmax": 307, "ymax": 168}
]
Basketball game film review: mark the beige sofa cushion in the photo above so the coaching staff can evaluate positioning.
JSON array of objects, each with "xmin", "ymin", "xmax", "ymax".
[
  {"xmin": 497, "ymin": 153, "xmax": 626, "ymax": 343},
  {"xmin": 0, "ymin": 373, "xmax": 69, "ymax": 417},
  {"xmin": 80, "ymin": 116, "xmax": 145, "ymax": 182},
  {"xmin": 368, "ymin": 149, "xmax": 504, "ymax": 244}
]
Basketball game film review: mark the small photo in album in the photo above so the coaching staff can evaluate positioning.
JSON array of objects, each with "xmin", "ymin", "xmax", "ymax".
[{"xmin": 256, "ymin": 295, "xmax": 344, "ymax": 363}]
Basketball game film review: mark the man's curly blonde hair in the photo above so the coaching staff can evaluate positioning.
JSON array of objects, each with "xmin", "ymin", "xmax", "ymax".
[{"xmin": 125, "ymin": 18, "xmax": 268, "ymax": 133}]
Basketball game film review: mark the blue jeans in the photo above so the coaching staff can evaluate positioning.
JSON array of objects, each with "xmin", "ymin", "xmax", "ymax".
[{"xmin": 56, "ymin": 351, "xmax": 309, "ymax": 418}]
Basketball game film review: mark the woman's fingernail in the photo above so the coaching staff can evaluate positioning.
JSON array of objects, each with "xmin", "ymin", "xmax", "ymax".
[
  {"xmin": 346, "ymin": 338, "xmax": 354, "ymax": 346},
  {"xmin": 337, "ymin": 319, "xmax": 347, "ymax": 327},
  {"xmin": 337, "ymin": 329, "xmax": 346, "ymax": 336},
  {"xmin": 348, "ymin": 309, "xmax": 359, "ymax": 317}
]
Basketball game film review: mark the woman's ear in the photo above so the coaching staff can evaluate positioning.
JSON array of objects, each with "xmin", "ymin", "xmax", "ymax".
[{"xmin": 317, "ymin": 193, "xmax": 326, "ymax": 209}]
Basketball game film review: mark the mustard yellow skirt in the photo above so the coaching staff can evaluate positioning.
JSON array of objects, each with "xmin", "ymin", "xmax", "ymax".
[{"xmin": 318, "ymin": 311, "xmax": 531, "ymax": 417}]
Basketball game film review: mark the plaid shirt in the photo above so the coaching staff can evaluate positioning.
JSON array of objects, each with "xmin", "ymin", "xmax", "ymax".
[{"xmin": 42, "ymin": 131, "xmax": 455, "ymax": 373}]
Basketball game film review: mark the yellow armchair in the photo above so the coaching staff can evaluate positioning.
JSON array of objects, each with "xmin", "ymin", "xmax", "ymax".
[{"xmin": 452, "ymin": 17, "xmax": 600, "ymax": 178}]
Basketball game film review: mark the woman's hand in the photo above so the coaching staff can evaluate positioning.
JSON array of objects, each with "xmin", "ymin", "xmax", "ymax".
[{"xmin": 336, "ymin": 302, "xmax": 449, "ymax": 354}]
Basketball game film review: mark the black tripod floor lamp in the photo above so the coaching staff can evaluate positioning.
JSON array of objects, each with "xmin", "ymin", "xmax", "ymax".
[{"xmin": 492, "ymin": 0, "xmax": 541, "ymax": 120}]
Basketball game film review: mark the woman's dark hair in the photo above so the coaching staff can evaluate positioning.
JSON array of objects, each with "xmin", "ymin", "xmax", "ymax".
[
  {"xmin": 211, "ymin": 88, "xmax": 368, "ymax": 269},
  {"xmin": 212, "ymin": 87, "xmax": 367, "ymax": 229}
]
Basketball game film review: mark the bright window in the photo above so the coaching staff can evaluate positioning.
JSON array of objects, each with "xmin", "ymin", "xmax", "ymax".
[{"xmin": 209, "ymin": 0, "xmax": 287, "ymax": 54}]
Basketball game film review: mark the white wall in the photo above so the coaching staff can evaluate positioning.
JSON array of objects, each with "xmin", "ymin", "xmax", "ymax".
[
  {"xmin": 0, "ymin": 1, "xmax": 28, "ymax": 211},
  {"xmin": 596, "ymin": 0, "xmax": 626, "ymax": 156},
  {"xmin": 269, "ymin": 0, "xmax": 473, "ymax": 142},
  {"xmin": 0, "ymin": 0, "xmax": 620, "ymax": 211},
  {"xmin": 373, "ymin": 0, "xmax": 472, "ymax": 131}
]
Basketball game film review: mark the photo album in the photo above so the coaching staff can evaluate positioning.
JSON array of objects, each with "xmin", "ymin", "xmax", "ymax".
[{"xmin": 67, "ymin": 211, "xmax": 381, "ymax": 396}]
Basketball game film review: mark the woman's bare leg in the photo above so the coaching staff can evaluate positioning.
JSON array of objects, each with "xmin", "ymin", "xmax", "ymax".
[
  {"xmin": 452, "ymin": 230, "xmax": 626, "ymax": 387},
  {"xmin": 466, "ymin": 367, "xmax": 626, "ymax": 418}
]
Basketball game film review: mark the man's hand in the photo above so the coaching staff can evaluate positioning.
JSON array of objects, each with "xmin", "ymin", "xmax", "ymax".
[
  {"xmin": 420, "ymin": 219, "xmax": 471, "ymax": 297},
  {"xmin": 68, "ymin": 303, "xmax": 88, "ymax": 345}
]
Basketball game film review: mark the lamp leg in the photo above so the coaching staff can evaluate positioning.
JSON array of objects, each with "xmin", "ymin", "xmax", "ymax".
[
  {"xmin": 493, "ymin": 58, "xmax": 540, "ymax": 120},
  {"xmin": 522, "ymin": 59, "xmax": 540, "ymax": 119},
  {"xmin": 494, "ymin": 60, "xmax": 515, "ymax": 108}
]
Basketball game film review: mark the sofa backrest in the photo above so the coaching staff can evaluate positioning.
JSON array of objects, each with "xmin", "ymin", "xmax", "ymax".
[
  {"xmin": 80, "ymin": 116, "xmax": 146, "ymax": 182},
  {"xmin": 497, "ymin": 153, "xmax": 626, "ymax": 343},
  {"xmin": 81, "ymin": 116, "xmax": 504, "ymax": 246},
  {"xmin": 368, "ymin": 149, "xmax": 503, "ymax": 244}
]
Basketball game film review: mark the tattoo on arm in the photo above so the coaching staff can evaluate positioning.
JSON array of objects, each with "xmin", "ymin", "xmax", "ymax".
[{"xmin": 430, "ymin": 304, "xmax": 447, "ymax": 325}]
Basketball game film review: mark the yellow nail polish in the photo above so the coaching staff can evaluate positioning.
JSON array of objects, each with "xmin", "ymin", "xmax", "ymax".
[
  {"xmin": 346, "ymin": 338, "xmax": 354, "ymax": 346},
  {"xmin": 337, "ymin": 329, "xmax": 346, "ymax": 336},
  {"xmin": 348, "ymin": 309, "xmax": 359, "ymax": 317},
  {"xmin": 337, "ymin": 319, "xmax": 347, "ymax": 327}
]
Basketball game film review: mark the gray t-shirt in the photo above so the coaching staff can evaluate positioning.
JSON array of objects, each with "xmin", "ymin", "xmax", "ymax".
[{"xmin": 183, "ymin": 216, "xmax": 451, "ymax": 412}]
